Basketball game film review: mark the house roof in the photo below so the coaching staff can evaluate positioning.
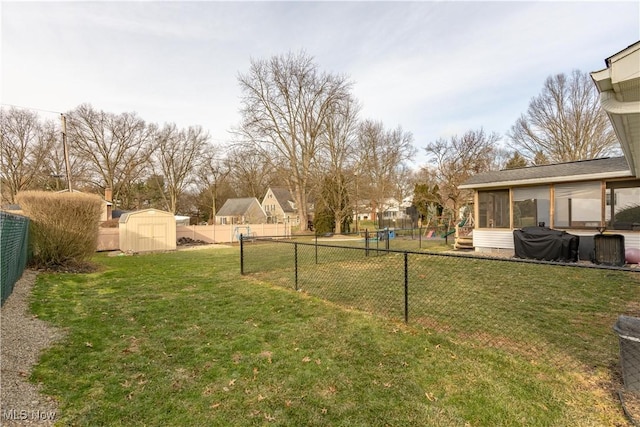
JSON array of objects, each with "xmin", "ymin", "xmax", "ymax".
[
  {"xmin": 56, "ymin": 188, "xmax": 113, "ymax": 205},
  {"xmin": 591, "ymin": 41, "xmax": 640, "ymax": 176},
  {"xmin": 459, "ymin": 156, "xmax": 633, "ymax": 189},
  {"xmin": 216, "ymin": 198, "xmax": 260, "ymax": 216},
  {"xmin": 269, "ymin": 187, "xmax": 296, "ymax": 213}
]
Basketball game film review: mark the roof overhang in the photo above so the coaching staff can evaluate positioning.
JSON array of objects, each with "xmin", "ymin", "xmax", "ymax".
[
  {"xmin": 459, "ymin": 169, "xmax": 634, "ymax": 190},
  {"xmin": 591, "ymin": 42, "xmax": 640, "ymax": 176}
]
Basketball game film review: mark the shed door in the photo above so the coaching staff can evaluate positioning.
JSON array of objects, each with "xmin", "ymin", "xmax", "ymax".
[{"xmin": 137, "ymin": 223, "xmax": 167, "ymax": 252}]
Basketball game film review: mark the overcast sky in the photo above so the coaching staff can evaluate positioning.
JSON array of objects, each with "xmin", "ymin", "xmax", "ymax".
[{"xmin": 2, "ymin": 1, "xmax": 638, "ymax": 167}]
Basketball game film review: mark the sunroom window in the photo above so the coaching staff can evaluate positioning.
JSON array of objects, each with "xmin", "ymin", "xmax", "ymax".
[
  {"xmin": 513, "ymin": 186, "xmax": 550, "ymax": 228},
  {"xmin": 607, "ymin": 180, "xmax": 640, "ymax": 230},
  {"xmin": 554, "ymin": 182, "xmax": 601, "ymax": 228},
  {"xmin": 478, "ymin": 190, "xmax": 510, "ymax": 228}
]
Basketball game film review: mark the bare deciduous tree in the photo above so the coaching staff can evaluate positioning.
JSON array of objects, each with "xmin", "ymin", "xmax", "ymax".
[
  {"xmin": 0, "ymin": 107, "xmax": 54, "ymax": 204},
  {"xmin": 509, "ymin": 70, "xmax": 619, "ymax": 163},
  {"xmin": 356, "ymin": 120, "xmax": 415, "ymax": 223},
  {"xmin": 152, "ymin": 123, "xmax": 209, "ymax": 213},
  {"xmin": 237, "ymin": 51, "xmax": 353, "ymax": 230},
  {"xmin": 424, "ymin": 128, "xmax": 499, "ymax": 220},
  {"xmin": 224, "ymin": 145, "xmax": 273, "ymax": 200},
  {"xmin": 313, "ymin": 96, "xmax": 361, "ymax": 233},
  {"xmin": 197, "ymin": 149, "xmax": 232, "ymax": 223},
  {"xmin": 66, "ymin": 104, "xmax": 155, "ymax": 209}
]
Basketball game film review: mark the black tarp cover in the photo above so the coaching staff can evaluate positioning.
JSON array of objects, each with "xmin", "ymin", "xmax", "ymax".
[{"xmin": 513, "ymin": 227, "xmax": 579, "ymax": 262}]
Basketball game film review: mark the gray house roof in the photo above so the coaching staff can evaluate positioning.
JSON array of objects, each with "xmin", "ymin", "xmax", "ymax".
[
  {"xmin": 459, "ymin": 156, "xmax": 633, "ymax": 189},
  {"xmin": 270, "ymin": 187, "xmax": 296, "ymax": 213},
  {"xmin": 216, "ymin": 198, "xmax": 261, "ymax": 216}
]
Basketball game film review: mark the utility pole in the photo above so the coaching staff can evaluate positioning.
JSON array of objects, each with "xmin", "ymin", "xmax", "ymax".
[
  {"xmin": 60, "ymin": 114, "xmax": 72, "ymax": 191},
  {"xmin": 212, "ymin": 181, "xmax": 217, "ymax": 224}
]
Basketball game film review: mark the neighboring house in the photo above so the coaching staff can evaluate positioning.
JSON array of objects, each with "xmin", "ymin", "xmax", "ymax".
[
  {"xmin": 57, "ymin": 188, "xmax": 113, "ymax": 221},
  {"xmin": 355, "ymin": 197, "xmax": 412, "ymax": 222},
  {"xmin": 261, "ymin": 187, "xmax": 300, "ymax": 225},
  {"xmin": 381, "ymin": 197, "xmax": 413, "ymax": 221},
  {"xmin": 215, "ymin": 197, "xmax": 267, "ymax": 225},
  {"xmin": 458, "ymin": 42, "xmax": 640, "ymax": 258},
  {"xmin": 378, "ymin": 197, "xmax": 401, "ymax": 221},
  {"xmin": 175, "ymin": 215, "xmax": 190, "ymax": 226},
  {"xmin": 353, "ymin": 199, "xmax": 370, "ymax": 221}
]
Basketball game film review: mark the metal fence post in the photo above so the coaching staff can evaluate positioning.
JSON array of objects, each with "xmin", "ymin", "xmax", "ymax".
[
  {"xmin": 315, "ymin": 232, "xmax": 318, "ymax": 264},
  {"xmin": 404, "ymin": 252, "xmax": 409, "ymax": 323},
  {"xmin": 365, "ymin": 229, "xmax": 369, "ymax": 256},
  {"xmin": 239, "ymin": 234, "xmax": 244, "ymax": 275},
  {"xmin": 294, "ymin": 242, "xmax": 299, "ymax": 291},
  {"xmin": 385, "ymin": 229, "xmax": 390, "ymax": 252}
]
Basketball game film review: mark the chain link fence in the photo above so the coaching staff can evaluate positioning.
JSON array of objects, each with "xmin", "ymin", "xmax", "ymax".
[
  {"xmin": 240, "ymin": 235, "xmax": 640, "ymax": 374},
  {"xmin": 1, "ymin": 211, "xmax": 30, "ymax": 306},
  {"xmin": 300, "ymin": 228, "xmax": 456, "ymax": 253}
]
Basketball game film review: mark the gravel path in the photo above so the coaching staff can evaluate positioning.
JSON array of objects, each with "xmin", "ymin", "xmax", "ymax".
[{"xmin": 1, "ymin": 270, "xmax": 65, "ymax": 426}]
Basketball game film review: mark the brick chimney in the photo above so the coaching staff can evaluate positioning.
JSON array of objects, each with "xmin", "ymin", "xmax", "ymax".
[{"xmin": 104, "ymin": 188, "xmax": 113, "ymax": 221}]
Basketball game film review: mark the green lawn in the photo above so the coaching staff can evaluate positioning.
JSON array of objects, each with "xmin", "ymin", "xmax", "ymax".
[{"xmin": 29, "ymin": 246, "xmax": 639, "ymax": 426}]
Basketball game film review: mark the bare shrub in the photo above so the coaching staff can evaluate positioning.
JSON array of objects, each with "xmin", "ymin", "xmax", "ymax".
[{"xmin": 16, "ymin": 191, "xmax": 103, "ymax": 269}]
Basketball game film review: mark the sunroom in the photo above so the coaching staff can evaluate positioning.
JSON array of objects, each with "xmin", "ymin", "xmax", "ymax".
[
  {"xmin": 459, "ymin": 157, "xmax": 640, "ymax": 260},
  {"xmin": 458, "ymin": 41, "xmax": 640, "ymax": 262}
]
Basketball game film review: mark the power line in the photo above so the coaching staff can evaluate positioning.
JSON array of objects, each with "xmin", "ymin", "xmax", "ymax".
[{"xmin": 0, "ymin": 103, "xmax": 62, "ymax": 115}]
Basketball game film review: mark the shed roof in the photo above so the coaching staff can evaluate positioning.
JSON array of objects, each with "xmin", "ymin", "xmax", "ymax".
[
  {"xmin": 216, "ymin": 198, "xmax": 260, "ymax": 216},
  {"xmin": 459, "ymin": 156, "xmax": 633, "ymax": 189},
  {"xmin": 118, "ymin": 208, "xmax": 174, "ymax": 223}
]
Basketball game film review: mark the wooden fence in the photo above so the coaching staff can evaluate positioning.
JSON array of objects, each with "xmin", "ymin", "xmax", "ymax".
[{"xmin": 97, "ymin": 223, "xmax": 292, "ymax": 251}]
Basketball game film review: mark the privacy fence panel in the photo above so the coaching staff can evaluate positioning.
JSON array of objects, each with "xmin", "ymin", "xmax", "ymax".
[
  {"xmin": 1, "ymin": 211, "xmax": 30, "ymax": 305},
  {"xmin": 241, "ymin": 236, "xmax": 640, "ymax": 372}
]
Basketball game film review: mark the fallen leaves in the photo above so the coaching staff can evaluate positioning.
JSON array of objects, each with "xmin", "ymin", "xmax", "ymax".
[
  {"xmin": 122, "ymin": 336, "xmax": 139, "ymax": 354},
  {"xmin": 425, "ymin": 392, "xmax": 438, "ymax": 402},
  {"xmin": 301, "ymin": 356, "xmax": 322, "ymax": 365},
  {"xmin": 259, "ymin": 350, "xmax": 273, "ymax": 363}
]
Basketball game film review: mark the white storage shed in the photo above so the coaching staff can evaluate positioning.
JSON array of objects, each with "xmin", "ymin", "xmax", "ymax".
[{"xmin": 119, "ymin": 209, "xmax": 177, "ymax": 253}]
